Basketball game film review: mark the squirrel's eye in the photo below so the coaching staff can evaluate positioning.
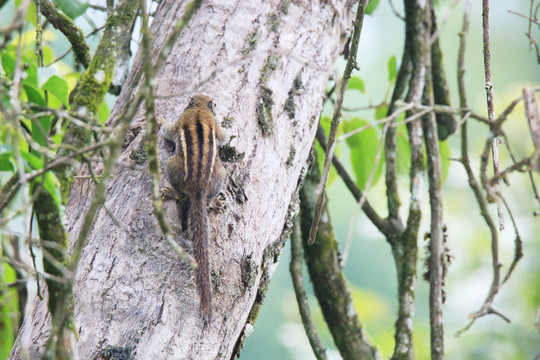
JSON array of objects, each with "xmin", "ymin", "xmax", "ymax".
[
  {"xmin": 186, "ymin": 97, "xmax": 195, "ymax": 109},
  {"xmin": 208, "ymin": 101, "xmax": 215, "ymax": 114}
]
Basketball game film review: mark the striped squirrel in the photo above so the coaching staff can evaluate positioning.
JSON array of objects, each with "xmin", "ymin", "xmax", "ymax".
[{"xmin": 161, "ymin": 95, "xmax": 227, "ymax": 322}]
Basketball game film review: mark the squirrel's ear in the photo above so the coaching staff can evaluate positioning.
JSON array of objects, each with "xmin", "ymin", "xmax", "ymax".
[
  {"xmin": 208, "ymin": 101, "xmax": 215, "ymax": 114},
  {"xmin": 186, "ymin": 97, "xmax": 195, "ymax": 110}
]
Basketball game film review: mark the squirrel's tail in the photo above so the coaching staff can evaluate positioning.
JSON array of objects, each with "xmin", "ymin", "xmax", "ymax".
[{"xmin": 189, "ymin": 191, "xmax": 211, "ymax": 322}]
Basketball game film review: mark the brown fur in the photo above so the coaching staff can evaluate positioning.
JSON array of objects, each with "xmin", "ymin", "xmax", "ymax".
[{"xmin": 162, "ymin": 95, "xmax": 227, "ymax": 322}]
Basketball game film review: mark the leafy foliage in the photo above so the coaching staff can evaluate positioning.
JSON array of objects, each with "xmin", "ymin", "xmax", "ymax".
[
  {"xmin": 342, "ymin": 118, "xmax": 383, "ymax": 189},
  {"xmin": 0, "ymin": 26, "xmax": 103, "ymax": 353},
  {"xmin": 0, "ymin": 263, "xmax": 18, "ymax": 360},
  {"xmin": 53, "ymin": 0, "xmax": 89, "ymax": 19}
]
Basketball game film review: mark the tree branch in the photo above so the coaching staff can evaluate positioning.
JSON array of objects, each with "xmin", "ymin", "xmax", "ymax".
[
  {"xmin": 39, "ymin": 0, "xmax": 90, "ymax": 68},
  {"xmin": 290, "ymin": 215, "xmax": 328, "ymax": 360},
  {"xmin": 308, "ymin": 0, "xmax": 368, "ymax": 245},
  {"xmin": 482, "ymin": 0, "xmax": 505, "ymax": 230},
  {"xmin": 315, "ymin": 126, "xmax": 390, "ymax": 235},
  {"xmin": 421, "ymin": 36, "xmax": 445, "ymax": 358},
  {"xmin": 301, "ymin": 149, "xmax": 381, "ymax": 360}
]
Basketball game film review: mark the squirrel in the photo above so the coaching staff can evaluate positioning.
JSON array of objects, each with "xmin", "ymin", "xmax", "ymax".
[{"xmin": 160, "ymin": 94, "xmax": 227, "ymax": 322}]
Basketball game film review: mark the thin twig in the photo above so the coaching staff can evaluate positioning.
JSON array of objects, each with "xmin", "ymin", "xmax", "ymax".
[
  {"xmin": 389, "ymin": 0, "xmax": 405, "ymax": 20},
  {"xmin": 290, "ymin": 216, "xmax": 328, "ymax": 360},
  {"xmin": 140, "ymin": 0, "xmax": 196, "ymax": 266},
  {"xmin": 308, "ymin": 0, "xmax": 368, "ymax": 245},
  {"xmin": 482, "ymin": 0, "xmax": 505, "ymax": 230},
  {"xmin": 315, "ymin": 126, "xmax": 389, "ymax": 235},
  {"xmin": 337, "ymin": 103, "xmax": 413, "ymax": 142},
  {"xmin": 498, "ymin": 195, "xmax": 523, "ymax": 285},
  {"xmin": 429, "ymin": 0, "xmax": 461, "ymax": 45},
  {"xmin": 341, "ymin": 121, "xmax": 390, "ymax": 267},
  {"xmin": 0, "ymin": 0, "xmax": 31, "ymax": 48},
  {"xmin": 455, "ymin": 0, "xmax": 510, "ymax": 335}
]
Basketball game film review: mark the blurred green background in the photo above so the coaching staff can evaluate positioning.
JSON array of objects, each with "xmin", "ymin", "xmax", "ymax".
[{"xmin": 241, "ymin": 0, "xmax": 540, "ymax": 359}]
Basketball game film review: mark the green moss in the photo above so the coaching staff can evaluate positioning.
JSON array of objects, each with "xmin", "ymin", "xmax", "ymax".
[
  {"xmin": 280, "ymin": 0, "xmax": 292, "ymax": 14},
  {"xmin": 284, "ymin": 96, "xmax": 295, "ymax": 119},
  {"xmin": 129, "ymin": 143, "xmax": 147, "ymax": 165},
  {"xmin": 219, "ymin": 143, "xmax": 245, "ymax": 163},
  {"xmin": 256, "ymin": 86, "xmax": 274, "ymax": 136},
  {"xmin": 71, "ymin": 0, "xmax": 139, "ymax": 115},
  {"xmin": 241, "ymin": 254, "xmax": 258, "ymax": 290},
  {"xmin": 266, "ymin": 13, "xmax": 280, "ymax": 32},
  {"xmin": 286, "ymin": 146, "xmax": 296, "ymax": 168},
  {"xmin": 221, "ymin": 116, "xmax": 234, "ymax": 129},
  {"xmin": 242, "ymin": 30, "xmax": 261, "ymax": 55},
  {"xmin": 260, "ymin": 51, "xmax": 280, "ymax": 83},
  {"xmin": 284, "ymin": 73, "xmax": 303, "ymax": 120},
  {"xmin": 99, "ymin": 346, "xmax": 133, "ymax": 360},
  {"xmin": 256, "ymin": 51, "xmax": 281, "ymax": 136},
  {"xmin": 33, "ymin": 189, "xmax": 69, "ymax": 317},
  {"xmin": 41, "ymin": 0, "xmax": 90, "ymax": 68}
]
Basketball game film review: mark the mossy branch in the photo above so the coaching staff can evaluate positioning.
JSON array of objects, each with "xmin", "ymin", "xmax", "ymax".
[
  {"xmin": 301, "ymin": 150, "xmax": 381, "ymax": 360},
  {"xmin": 54, "ymin": 0, "xmax": 139, "ymax": 193},
  {"xmin": 390, "ymin": 1, "xmax": 430, "ymax": 358},
  {"xmin": 33, "ymin": 188, "xmax": 73, "ymax": 360},
  {"xmin": 421, "ymin": 39, "xmax": 445, "ymax": 358},
  {"xmin": 429, "ymin": 4, "xmax": 456, "ymax": 141},
  {"xmin": 39, "ymin": 0, "xmax": 90, "ymax": 68},
  {"xmin": 290, "ymin": 216, "xmax": 328, "ymax": 360}
]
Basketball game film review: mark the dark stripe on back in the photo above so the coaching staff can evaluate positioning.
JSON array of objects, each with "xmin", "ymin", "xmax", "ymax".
[
  {"xmin": 196, "ymin": 121, "xmax": 205, "ymax": 179},
  {"xmin": 183, "ymin": 124, "xmax": 194, "ymax": 178},
  {"xmin": 207, "ymin": 127, "xmax": 215, "ymax": 183}
]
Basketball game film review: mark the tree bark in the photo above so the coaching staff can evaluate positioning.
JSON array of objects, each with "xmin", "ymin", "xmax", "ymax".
[{"xmin": 10, "ymin": 0, "xmax": 357, "ymax": 358}]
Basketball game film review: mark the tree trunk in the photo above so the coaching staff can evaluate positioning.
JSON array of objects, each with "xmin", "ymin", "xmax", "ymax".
[{"xmin": 10, "ymin": 0, "xmax": 356, "ymax": 358}]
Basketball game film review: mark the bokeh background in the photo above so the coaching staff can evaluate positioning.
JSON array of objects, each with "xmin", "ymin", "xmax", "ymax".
[
  {"xmin": 0, "ymin": 0, "xmax": 539, "ymax": 359},
  {"xmin": 241, "ymin": 1, "xmax": 540, "ymax": 359}
]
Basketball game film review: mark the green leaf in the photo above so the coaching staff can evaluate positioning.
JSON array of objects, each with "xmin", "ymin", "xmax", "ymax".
[
  {"xmin": 347, "ymin": 76, "xmax": 365, "ymax": 93},
  {"xmin": 21, "ymin": 56, "xmax": 39, "ymax": 88},
  {"xmin": 53, "ymin": 0, "xmax": 89, "ymax": 19},
  {"xmin": 15, "ymin": 0, "xmax": 37, "ymax": 25},
  {"xmin": 31, "ymin": 116, "xmax": 52, "ymax": 148},
  {"xmin": 37, "ymin": 67, "xmax": 55, "ymax": 87},
  {"xmin": 98, "ymin": 100, "xmax": 109, "ymax": 123},
  {"xmin": 1, "ymin": 52, "xmax": 15, "ymax": 75},
  {"xmin": 0, "ymin": 263, "xmax": 18, "ymax": 360},
  {"xmin": 439, "ymin": 140, "xmax": 451, "ymax": 183},
  {"xmin": 42, "ymin": 171, "xmax": 61, "ymax": 208},
  {"xmin": 365, "ymin": 0, "xmax": 381, "ymax": 15},
  {"xmin": 3, "ymin": 51, "xmax": 39, "ymax": 87},
  {"xmin": 342, "ymin": 118, "xmax": 383, "ymax": 189},
  {"xmin": 20, "ymin": 150, "xmax": 44, "ymax": 170},
  {"xmin": 0, "ymin": 154, "xmax": 14, "ymax": 171},
  {"xmin": 388, "ymin": 55, "xmax": 397, "ymax": 82},
  {"xmin": 375, "ymin": 105, "xmax": 388, "ymax": 121},
  {"xmin": 42, "ymin": 45, "xmax": 55, "ymax": 65},
  {"xmin": 42, "ymin": 75, "xmax": 70, "ymax": 109},
  {"xmin": 23, "ymin": 84, "xmax": 46, "ymax": 106},
  {"xmin": 0, "ymin": 145, "xmax": 15, "ymax": 171}
]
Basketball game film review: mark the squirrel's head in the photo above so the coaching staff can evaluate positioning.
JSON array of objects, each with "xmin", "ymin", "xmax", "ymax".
[{"xmin": 186, "ymin": 94, "xmax": 215, "ymax": 115}]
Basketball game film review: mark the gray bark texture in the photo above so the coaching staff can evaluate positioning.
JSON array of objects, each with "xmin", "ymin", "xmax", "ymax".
[{"xmin": 11, "ymin": 0, "xmax": 356, "ymax": 358}]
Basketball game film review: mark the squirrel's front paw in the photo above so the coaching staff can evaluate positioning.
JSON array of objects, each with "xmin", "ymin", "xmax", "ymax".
[{"xmin": 208, "ymin": 193, "xmax": 226, "ymax": 213}]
